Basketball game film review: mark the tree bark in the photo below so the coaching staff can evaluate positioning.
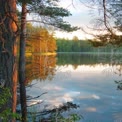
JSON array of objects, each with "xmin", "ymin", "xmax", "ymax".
[
  {"xmin": 0, "ymin": 0, "xmax": 18, "ymax": 121},
  {"xmin": 18, "ymin": 3, "xmax": 27, "ymax": 122}
]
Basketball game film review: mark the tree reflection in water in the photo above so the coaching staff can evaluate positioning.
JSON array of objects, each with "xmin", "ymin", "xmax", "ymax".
[
  {"xmin": 114, "ymin": 65, "xmax": 122, "ymax": 90},
  {"xmin": 27, "ymin": 102, "xmax": 82, "ymax": 122},
  {"xmin": 25, "ymin": 54, "xmax": 82, "ymax": 121},
  {"xmin": 26, "ymin": 54, "xmax": 56, "ymax": 84},
  {"xmin": 115, "ymin": 80, "xmax": 122, "ymax": 90},
  {"xmin": 26, "ymin": 53, "xmax": 122, "ymax": 85},
  {"xmin": 108, "ymin": 50, "xmax": 122, "ymax": 90}
]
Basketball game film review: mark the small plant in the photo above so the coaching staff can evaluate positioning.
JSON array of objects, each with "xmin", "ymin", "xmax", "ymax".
[
  {"xmin": 48, "ymin": 113, "xmax": 82, "ymax": 122},
  {"xmin": 0, "ymin": 86, "xmax": 21, "ymax": 121}
]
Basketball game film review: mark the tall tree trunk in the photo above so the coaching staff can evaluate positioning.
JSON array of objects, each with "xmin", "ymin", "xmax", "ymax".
[
  {"xmin": 0, "ymin": 0, "xmax": 18, "ymax": 120},
  {"xmin": 11, "ymin": 0, "xmax": 18, "ymax": 114},
  {"xmin": 19, "ymin": 3, "xmax": 27, "ymax": 122}
]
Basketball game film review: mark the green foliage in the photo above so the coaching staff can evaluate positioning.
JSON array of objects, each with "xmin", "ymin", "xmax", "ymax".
[
  {"xmin": 56, "ymin": 21, "xmax": 80, "ymax": 32},
  {"xmin": 38, "ymin": 7, "xmax": 71, "ymax": 17},
  {"xmin": 0, "ymin": 108, "xmax": 21, "ymax": 122},
  {"xmin": 17, "ymin": 0, "xmax": 32, "ymax": 4},
  {"xmin": 48, "ymin": 113, "xmax": 81, "ymax": 122},
  {"xmin": 18, "ymin": 0, "xmax": 79, "ymax": 32},
  {"xmin": 0, "ymin": 87, "xmax": 11, "ymax": 108},
  {"xmin": 56, "ymin": 38, "xmax": 122, "ymax": 52},
  {"xmin": 0, "ymin": 87, "xmax": 21, "ymax": 121}
]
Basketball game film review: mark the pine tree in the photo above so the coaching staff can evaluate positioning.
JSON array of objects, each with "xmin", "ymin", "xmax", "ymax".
[{"xmin": 0, "ymin": 0, "xmax": 18, "ymax": 118}]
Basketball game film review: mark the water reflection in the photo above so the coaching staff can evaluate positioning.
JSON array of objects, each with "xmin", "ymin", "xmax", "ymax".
[
  {"xmin": 57, "ymin": 53, "xmax": 122, "ymax": 66},
  {"xmin": 27, "ymin": 102, "xmax": 81, "ymax": 122},
  {"xmin": 26, "ymin": 53, "xmax": 122, "ymax": 122},
  {"xmin": 26, "ymin": 55, "xmax": 56, "ymax": 84},
  {"xmin": 114, "ymin": 65, "xmax": 122, "ymax": 90},
  {"xmin": 26, "ymin": 53, "xmax": 122, "ymax": 82}
]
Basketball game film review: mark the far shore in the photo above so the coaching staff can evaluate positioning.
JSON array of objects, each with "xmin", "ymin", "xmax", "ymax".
[{"xmin": 26, "ymin": 51, "xmax": 122, "ymax": 56}]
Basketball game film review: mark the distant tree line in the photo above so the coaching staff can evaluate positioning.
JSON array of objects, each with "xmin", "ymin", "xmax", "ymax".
[{"xmin": 56, "ymin": 38, "xmax": 122, "ymax": 52}]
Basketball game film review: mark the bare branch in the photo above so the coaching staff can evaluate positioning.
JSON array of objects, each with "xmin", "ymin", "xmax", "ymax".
[
  {"xmin": 27, "ymin": 92, "xmax": 47, "ymax": 101},
  {"xmin": 103, "ymin": 0, "xmax": 113, "ymax": 34}
]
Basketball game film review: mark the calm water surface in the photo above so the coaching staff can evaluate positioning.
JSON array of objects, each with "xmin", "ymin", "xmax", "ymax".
[{"xmin": 26, "ymin": 53, "xmax": 122, "ymax": 122}]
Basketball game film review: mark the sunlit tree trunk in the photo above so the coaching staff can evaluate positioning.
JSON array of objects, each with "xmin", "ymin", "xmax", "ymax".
[
  {"xmin": 0, "ymin": 0, "xmax": 18, "ymax": 121},
  {"xmin": 18, "ymin": 3, "xmax": 27, "ymax": 122}
]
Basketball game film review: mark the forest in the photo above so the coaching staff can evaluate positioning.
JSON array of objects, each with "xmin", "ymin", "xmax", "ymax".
[
  {"xmin": 56, "ymin": 38, "xmax": 122, "ymax": 52},
  {"xmin": 26, "ymin": 24, "xmax": 57, "ymax": 53}
]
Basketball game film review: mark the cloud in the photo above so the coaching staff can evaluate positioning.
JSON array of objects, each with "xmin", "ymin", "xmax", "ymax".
[
  {"xmin": 43, "ymin": 85, "xmax": 63, "ymax": 91},
  {"xmin": 62, "ymin": 93, "xmax": 73, "ymax": 102},
  {"xmin": 85, "ymin": 107, "xmax": 97, "ymax": 112},
  {"xmin": 42, "ymin": 94, "xmax": 73, "ymax": 108},
  {"xmin": 92, "ymin": 94, "xmax": 100, "ymax": 100},
  {"xmin": 27, "ymin": 100, "xmax": 43, "ymax": 106},
  {"xmin": 80, "ymin": 94, "xmax": 100, "ymax": 100},
  {"xmin": 40, "ymin": 91, "xmax": 80, "ymax": 108}
]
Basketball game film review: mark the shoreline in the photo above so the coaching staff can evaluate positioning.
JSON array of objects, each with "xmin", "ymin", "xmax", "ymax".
[{"xmin": 57, "ymin": 52, "xmax": 122, "ymax": 55}]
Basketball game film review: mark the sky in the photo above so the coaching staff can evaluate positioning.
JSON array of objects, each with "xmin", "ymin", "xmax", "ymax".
[
  {"xmin": 55, "ymin": 0, "xmax": 98, "ymax": 40},
  {"xmin": 56, "ymin": 0, "xmax": 122, "ymax": 39},
  {"xmin": 25, "ymin": 0, "xmax": 99, "ymax": 40}
]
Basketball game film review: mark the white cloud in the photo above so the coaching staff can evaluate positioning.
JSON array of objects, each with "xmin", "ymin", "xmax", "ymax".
[
  {"xmin": 85, "ymin": 107, "xmax": 97, "ymax": 112},
  {"xmin": 38, "ymin": 91, "xmax": 80, "ymax": 108},
  {"xmin": 80, "ymin": 94, "xmax": 100, "ymax": 100},
  {"xmin": 92, "ymin": 94, "xmax": 100, "ymax": 100},
  {"xmin": 62, "ymin": 93, "xmax": 73, "ymax": 102},
  {"xmin": 43, "ymin": 85, "xmax": 63, "ymax": 91}
]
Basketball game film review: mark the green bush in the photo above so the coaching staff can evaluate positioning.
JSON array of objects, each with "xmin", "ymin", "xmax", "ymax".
[{"xmin": 0, "ymin": 86, "xmax": 21, "ymax": 121}]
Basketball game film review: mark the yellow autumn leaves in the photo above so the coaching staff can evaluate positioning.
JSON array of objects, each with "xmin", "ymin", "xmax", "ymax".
[{"xmin": 26, "ymin": 23, "xmax": 57, "ymax": 54}]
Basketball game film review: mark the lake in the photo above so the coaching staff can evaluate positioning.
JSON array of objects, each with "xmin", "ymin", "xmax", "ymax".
[{"xmin": 26, "ymin": 53, "xmax": 122, "ymax": 122}]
